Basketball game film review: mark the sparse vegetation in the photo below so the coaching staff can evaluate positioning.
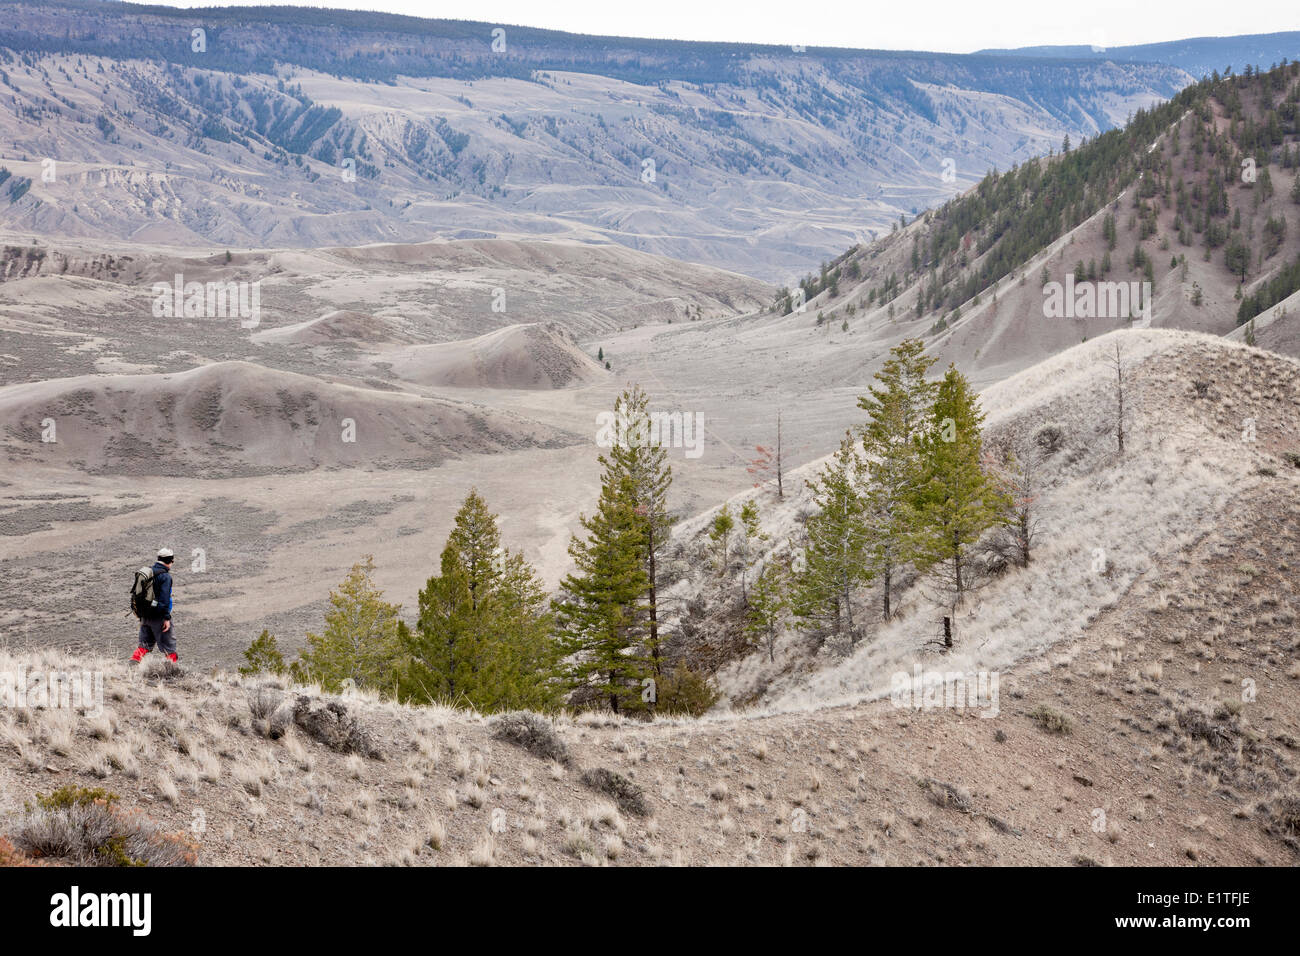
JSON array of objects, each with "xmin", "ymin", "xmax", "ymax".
[
  {"xmin": 13, "ymin": 786, "xmax": 196, "ymax": 866},
  {"xmin": 1028, "ymin": 705, "xmax": 1073, "ymax": 735},
  {"xmin": 579, "ymin": 767, "xmax": 649, "ymax": 817},
  {"xmin": 488, "ymin": 711, "xmax": 570, "ymax": 765}
]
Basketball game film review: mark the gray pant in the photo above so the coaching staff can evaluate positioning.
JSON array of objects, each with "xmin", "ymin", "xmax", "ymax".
[{"xmin": 138, "ymin": 618, "xmax": 177, "ymax": 657}]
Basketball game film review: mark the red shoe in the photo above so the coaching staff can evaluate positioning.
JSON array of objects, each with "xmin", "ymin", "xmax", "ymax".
[
  {"xmin": 130, "ymin": 646, "xmax": 149, "ymax": 664},
  {"xmin": 166, "ymin": 653, "xmax": 178, "ymax": 663}
]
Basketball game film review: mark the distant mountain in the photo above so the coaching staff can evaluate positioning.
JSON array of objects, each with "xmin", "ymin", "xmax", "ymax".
[
  {"xmin": 978, "ymin": 31, "xmax": 1300, "ymax": 81},
  {"xmin": 0, "ymin": 0, "xmax": 1196, "ymax": 279}
]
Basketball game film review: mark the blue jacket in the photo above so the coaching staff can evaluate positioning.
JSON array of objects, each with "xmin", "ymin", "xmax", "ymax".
[{"xmin": 146, "ymin": 562, "xmax": 173, "ymax": 620}]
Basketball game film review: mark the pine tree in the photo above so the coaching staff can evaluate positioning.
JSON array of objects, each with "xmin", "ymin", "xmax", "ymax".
[
  {"xmin": 445, "ymin": 488, "xmax": 502, "ymax": 613},
  {"xmin": 402, "ymin": 545, "xmax": 477, "ymax": 704},
  {"xmin": 1226, "ymin": 234, "xmax": 1251, "ymax": 281},
  {"xmin": 792, "ymin": 433, "xmax": 872, "ymax": 638},
  {"xmin": 480, "ymin": 550, "xmax": 563, "ymax": 712},
  {"xmin": 737, "ymin": 500, "xmax": 766, "ymax": 603},
  {"xmin": 1291, "ymin": 172, "xmax": 1300, "ymax": 204},
  {"xmin": 293, "ymin": 556, "xmax": 403, "ymax": 693},
  {"xmin": 600, "ymin": 385, "xmax": 674, "ymax": 679},
  {"xmin": 709, "ymin": 503, "xmax": 735, "ymax": 573},
  {"xmin": 239, "ymin": 630, "xmax": 285, "ymax": 676},
  {"xmin": 857, "ymin": 338, "xmax": 937, "ymax": 620},
  {"xmin": 400, "ymin": 490, "xmax": 561, "ymax": 712},
  {"xmin": 746, "ymin": 555, "xmax": 790, "ymax": 662},
  {"xmin": 912, "ymin": 367, "xmax": 1010, "ymax": 614},
  {"xmin": 555, "ymin": 469, "xmax": 650, "ymax": 713}
]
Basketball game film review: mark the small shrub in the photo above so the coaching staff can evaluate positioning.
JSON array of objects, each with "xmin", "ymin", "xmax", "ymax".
[
  {"xmin": 656, "ymin": 664, "xmax": 721, "ymax": 717},
  {"xmin": 1034, "ymin": 423, "xmax": 1066, "ymax": 454},
  {"xmin": 488, "ymin": 711, "xmax": 570, "ymax": 765},
  {"xmin": 918, "ymin": 777, "xmax": 973, "ymax": 812},
  {"xmin": 563, "ymin": 833, "xmax": 596, "ymax": 858},
  {"xmin": 247, "ymin": 685, "xmax": 291, "ymax": 739},
  {"xmin": 30, "ymin": 786, "xmax": 119, "ymax": 813},
  {"xmin": 239, "ymin": 630, "xmax": 286, "ymax": 676},
  {"xmin": 1177, "ymin": 706, "xmax": 1242, "ymax": 750},
  {"xmin": 291, "ymin": 696, "xmax": 381, "ymax": 758},
  {"xmin": 579, "ymin": 767, "xmax": 649, "ymax": 817},
  {"xmin": 13, "ymin": 791, "xmax": 196, "ymax": 867},
  {"xmin": 1257, "ymin": 788, "xmax": 1300, "ymax": 853},
  {"xmin": 0, "ymin": 837, "xmax": 35, "ymax": 867},
  {"xmin": 1028, "ymin": 705, "xmax": 1073, "ymax": 734}
]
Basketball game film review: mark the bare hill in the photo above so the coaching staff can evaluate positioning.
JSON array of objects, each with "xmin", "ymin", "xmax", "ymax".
[
  {"xmin": 0, "ymin": 361, "xmax": 580, "ymax": 477},
  {"xmin": 375, "ymin": 323, "xmax": 606, "ymax": 391},
  {"xmin": 250, "ymin": 311, "xmax": 419, "ymax": 347}
]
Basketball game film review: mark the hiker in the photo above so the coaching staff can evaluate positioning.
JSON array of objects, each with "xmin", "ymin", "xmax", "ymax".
[{"xmin": 131, "ymin": 548, "xmax": 177, "ymax": 664}]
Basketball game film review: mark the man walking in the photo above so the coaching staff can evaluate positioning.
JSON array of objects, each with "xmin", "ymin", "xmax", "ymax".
[{"xmin": 131, "ymin": 547, "xmax": 178, "ymax": 664}]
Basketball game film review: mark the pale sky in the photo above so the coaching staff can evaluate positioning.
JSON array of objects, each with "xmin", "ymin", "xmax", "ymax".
[{"xmin": 165, "ymin": 0, "xmax": 1299, "ymax": 54}]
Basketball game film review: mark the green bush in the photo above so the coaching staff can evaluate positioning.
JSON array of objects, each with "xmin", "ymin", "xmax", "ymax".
[
  {"xmin": 31, "ymin": 785, "xmax": 118, "ymax": 812},
  {"xmin": 1028, "ymin": 704, "xmax": 1073, "ymax": 734},
  {"xmin": 656, "ymin": 664, "xmax": 720, "ymax": 717},
  {"xmin": 240, "ymin": 629, "xmax": 286, "ymax": 676}
]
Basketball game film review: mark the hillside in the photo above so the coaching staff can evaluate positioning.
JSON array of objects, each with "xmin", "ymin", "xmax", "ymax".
[
  {"xmin": 0, "ymin": 5, "xmax": 1298, "ymax": 873},
  {"xmin": 655, "ymin": 331, "xmax": 1300, "ymax": 713},
  {"xmin": 980, "ymin": 31, "xmax": 1300, "ymax": 80},
  {"xmin": 0, "ymin": 236, "xmax": 770, "ymax": 386},
  {"xmin": 374, "ymin": 324, "xmax": 607, "ymax": 391},
  {"xmin": 770, "ymin": 61, "xmax": 1300, "ymax": 382},
  {"xmin": 0, "ymin": 361, "xmax": 583, "ymax": 477},
  {"xmin": 2, "ymin": 332, "xmax": 1297, "ymax": 866}
]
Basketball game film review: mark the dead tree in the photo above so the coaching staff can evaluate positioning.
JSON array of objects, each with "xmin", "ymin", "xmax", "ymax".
[
  {"xmin": 982, "ymin": 426, "xmax": 1045, "ymax": 569},
  {"xmin": 748, "ymin": 409, "xmax": 792, "ymax": 499},
  {"xmin": 1109, "ymin": 340, "xmax": 1126, "ymax": 453}
]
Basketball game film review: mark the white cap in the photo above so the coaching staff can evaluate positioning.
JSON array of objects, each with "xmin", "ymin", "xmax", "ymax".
[{"xmin": 158, "ymin": 547, "xmax": 175, "ymax": 560}]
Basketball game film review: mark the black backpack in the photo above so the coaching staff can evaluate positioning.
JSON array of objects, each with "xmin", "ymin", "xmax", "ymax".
[{"xmin": 130, "ymin": 566, "xmax": 157, "ymax": 619}]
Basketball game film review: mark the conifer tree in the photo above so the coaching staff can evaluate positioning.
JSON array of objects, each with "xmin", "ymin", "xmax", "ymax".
[
  {"xmin": 858, "ymin": 339, "xmax": 938, "ymax": 620},
  {"xmin": 746, "ymin": 554, "xmax": 790, "ymax": 662},
  {"xmin": 792, "ymin": 433, "xmax": 872, "ymax": 638},
  {"xmin": 555, "ymin": 469, "xmax": 650, "ymax": 713},
  {"xmin": 294, "ymin": 556, "xmax": 403, "ymax": 693},
  {"xmin": 403, "ymin": 545, "xmax": 477, "ymax": 704},
  {"xmin": 599, "ymin": 386, "xmax": 674, "ymax": 678},
  {"xmin": 445, "ymin": 488, "xmax": 502, "ymax": 612},
  {"xmin": 737, "ymin": 500, "xmax": 766, "ymax": 603},
  {"xmin": 709, "ymin": 503, "xmax": 735, "ymax": 572},
  {"xmin": 400, "ymin": 490, "xmax": 560, "ymax": 712},
  {"xmin": 480, "ymin": 550, "xmax": 563, "ymax": 712},
  {"xmin": 240, "ymin": 630, "xmax": 286, "ymax": 676},
  {"xmin": 912, "ymin": 368, "xmax": 1011, "ymax": 611}
]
